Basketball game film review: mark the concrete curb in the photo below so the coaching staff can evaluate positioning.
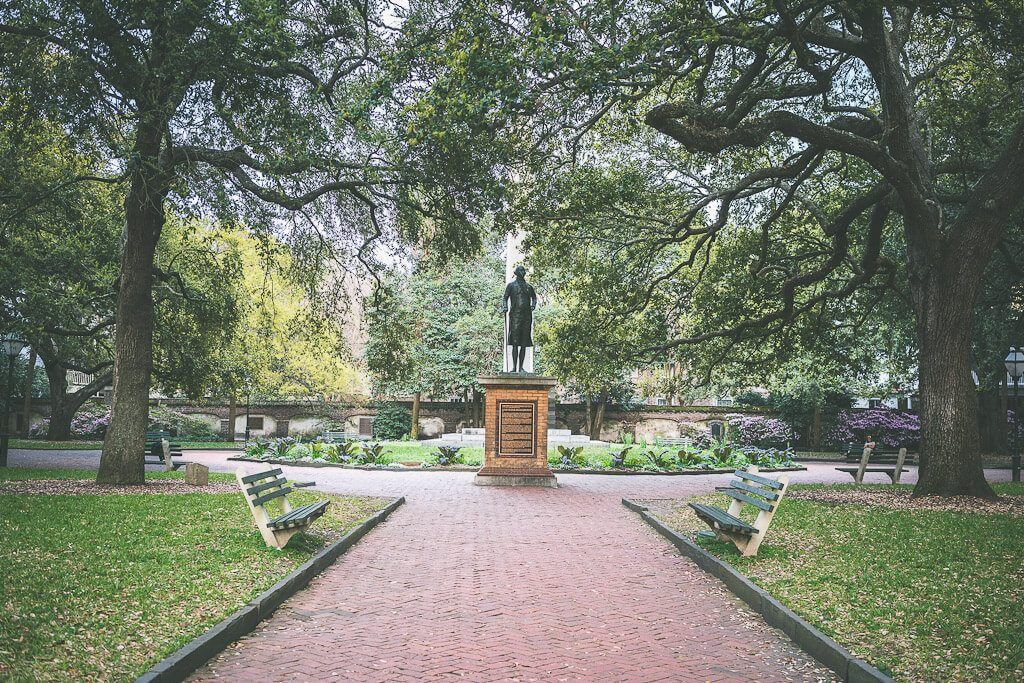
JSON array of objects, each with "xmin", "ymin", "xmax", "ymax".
[
  {"xmin": 135, "ymin": 496, "xmax": 406, "ymax": 682},
  {"xmin": 622, "ymin": 498, "xmax": 894, "ymax": 683},
  {"xmin": 227, "ymin": 456, "xmax": 805, "ymax": 477}
]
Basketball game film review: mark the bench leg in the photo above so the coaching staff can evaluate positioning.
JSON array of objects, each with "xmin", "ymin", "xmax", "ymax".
[{"xmin": 268, "ymin": 525, "xmax": 308, "ymax": 550}]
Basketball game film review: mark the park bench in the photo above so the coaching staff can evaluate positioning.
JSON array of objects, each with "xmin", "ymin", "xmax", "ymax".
[
  {"xmin": 236, "ymin": 467, "xmax": 329, "ymax": 549},
  {"xmin": 143, "ymin": 431, "xmax": 189, "ymax": 471},
  {"xmin": 835, "ymin": 445, "xmax": 916, "ymax": 484},
  {"xmin": 323, "ymin": 430, "xmax": 369, "ymax": 443},
  {"xmin": 689, "ymin": 466, "xmax": 790, "ymax": 557}
]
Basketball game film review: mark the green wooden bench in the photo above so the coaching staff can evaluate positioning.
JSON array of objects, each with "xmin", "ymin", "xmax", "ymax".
[
  {"xmin": 143, "ymin": 430, "xmax": 189, "ymax": 471},
  {"xmin": 236, "ymin": 467, "xmax": 329, "ymax": 549},
  {"xmin": 690, "ymin": 466, "xmax": 791, "ymax": 557},
  {"xmin": 835, "ymin": 446, "xmax": 915, "ymax": 483}
]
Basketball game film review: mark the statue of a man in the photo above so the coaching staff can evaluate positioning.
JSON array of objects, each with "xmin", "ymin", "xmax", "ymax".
[{"xmin": 502, "ymin": 265, "xmax": 537, "ymax": 373}]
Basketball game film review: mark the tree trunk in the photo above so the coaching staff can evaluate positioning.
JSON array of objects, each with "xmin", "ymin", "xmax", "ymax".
[
  {"xmin": 98, "ymin": 123, "xmax": 168, "ymax": 484},
  {"xmin": 42, "ymin": 358, "xmax": 73, "ymax": 440},
  {"xmin": 911, "ymin": 280, "xmax": 995, "ymax": 498},
  {"xmin": 410, "ymin": 391, "xmax": 421, "ymax": 440},
  {"xmin": 586, "ymin": 390, "xmax": 608, "ymax": 440},
  {"xmin": 227, "ymin": 393, "xmax": 237, "ymax": 441},
  {"xmin": 811, "ymin": 404, "xmax": 822, "ymax": 451},
  {"xmin": 20, "ymin": 348, "xmax": 36, "ymax": 436}
]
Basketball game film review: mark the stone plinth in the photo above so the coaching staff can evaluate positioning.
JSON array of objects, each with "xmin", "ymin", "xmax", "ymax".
[{"xmin": 475, "ymin": 374, "xmax": 558, "ymax": 487}]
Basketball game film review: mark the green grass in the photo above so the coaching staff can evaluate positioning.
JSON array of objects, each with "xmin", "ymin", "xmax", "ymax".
[
  {"xmin": 652, "ymin": 483, "xmax": 1024, "ymax": 682},
  {"xmin": 10, "ymin": 438, "xmax": 244, "ymax": 450},
  {"xmin": 9, "ymin": 439, "xmax": 103, "ymax": 450},
  {"xmin": 0, "ymin": 468, "xmax": 236, "ymax": 483},
  {"xmin": 0, "ymin": 468, "xmax": 392, "ymax": 681}
]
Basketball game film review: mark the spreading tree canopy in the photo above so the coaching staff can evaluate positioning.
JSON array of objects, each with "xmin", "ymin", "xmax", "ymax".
[{"xmin": 412, "ymin": 0, "xmax": 1024, "ymax": 497}]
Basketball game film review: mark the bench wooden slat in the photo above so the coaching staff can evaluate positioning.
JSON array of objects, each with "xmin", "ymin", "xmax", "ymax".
[
  {"xmin": 268, "ymin": 501, "xmax": 329, "ymax": 529},
  {"xmin": 734, "ymin": 469, "xmax": 784, "ymax": 490},
  {"xmin": 252, "ymin": 486, "xmax": 293, "ymax": 507},
  {"xmin": 728, "ymin": 479, "xmax": 779, "ymax": 501},
  {"xmin": 722, "ymin": 488, "xmax": 775, "ymax": 512},
  {"xmin": 246, "ymin": 478, "xmax": 289, "ymax": 496},
  {"xmin": 241, "ymin": 468, "xmax": 283, "ymax": 484},
  {"xmin": 689, "ymin": 503, "xmax": 757, "ymax": 535}
]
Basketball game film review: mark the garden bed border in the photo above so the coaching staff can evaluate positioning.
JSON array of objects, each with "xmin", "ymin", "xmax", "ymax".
[
  {"xmin": 228, "ymin": 455, "xmax": 806, "ymax": 476},
  {"xmin": 622, "ymin": 498, "xmax": 893, "ymax": 683},
  {"xmin": 135, "ymin": 496, "xmax": 405, "ymax": 683}
]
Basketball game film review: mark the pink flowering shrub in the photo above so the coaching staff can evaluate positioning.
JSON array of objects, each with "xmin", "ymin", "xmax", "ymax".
[
  {"xmin": 725, "ymin": 413, "xmax": 794, "ymax": 447},
  {"xmin": 830, "ymin": 409, "xmax": 919, "ymax": 448}
]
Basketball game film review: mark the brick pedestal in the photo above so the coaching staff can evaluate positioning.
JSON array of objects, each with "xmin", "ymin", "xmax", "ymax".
[{"xmin": 475, "ymin": 374, "xmax": 558, "ymax": 487}]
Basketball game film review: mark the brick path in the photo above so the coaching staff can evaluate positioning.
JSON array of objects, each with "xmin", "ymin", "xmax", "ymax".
[
  {"xmin": 188, "ymin": 458, "xmax": 859, "ymax": 682},
  {"xmin": 7, "ymin": 449, "xmax": 1011, "ymax": 682}
]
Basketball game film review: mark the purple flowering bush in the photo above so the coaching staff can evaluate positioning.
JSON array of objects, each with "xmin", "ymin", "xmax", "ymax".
[
  {"xmin": 830, "ymin": 409, "xmax": 920, "ymax": 448},
  {"xmin": 72, "ymin": 404, "xmax": 111, "ymax": 436},
  {"xmin": 725, "ymin": 413, "xmax": 794, "ymax": 447}
]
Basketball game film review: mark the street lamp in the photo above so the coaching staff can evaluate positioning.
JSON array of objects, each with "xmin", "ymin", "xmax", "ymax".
[
  {"xmin": 1005, "ymin": 347, "xmax": 1024, "ymax": 483},
  {"xmin": 1, "ymin": 333, "xmax": 26, "ymax": 467}
]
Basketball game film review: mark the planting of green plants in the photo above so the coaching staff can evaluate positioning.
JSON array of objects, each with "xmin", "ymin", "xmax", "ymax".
[
  {"xmin": 239, "ymin": 436, "xmax": 795, "ymax": 472},
  {"xmin": 0, "ymin": 468, "xmax": 392, "ymax": 681},
  {"xmin": 649, "ymin": 483, "xmax": 1024, "ymax": 682}
]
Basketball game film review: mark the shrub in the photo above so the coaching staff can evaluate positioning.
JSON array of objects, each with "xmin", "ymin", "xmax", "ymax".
[
  {"xmin": 68, "ymin": 403, "xmax": 111, "ymax": 437},
  {"xmin": 725, "ymin": 413, "xmax": 793, "ymax": 447},
  {"xmin": 359, "ymin": 442, "xmax": 391, "ymax": 465},
  {"xmin": 555, "ymin": 445, "xmax": 586, "ymax": 469},
  {"xmin": 609, "ymin": 445, "xmax": 632, "ymax": 468},
  {"xmin": 325, "ymin": 440, "xmax": 361, "ymax": 464},
  {"xmin": 829, "ymin": 409, "xmax": 920, "ymax": 448},
  {"xmin": 643, "ymin": 447, "xmax": 676, "ymax": 470},
  {"xmin": 432, "ymin": 446, "xmax": 464, "ymax": 466},
  {"xmin": 372, "ymin": 402, "xmax": 411, "ymax": 441},
  {"xmin": 148, "ymin": 406, "xmax": 219, "ymax": 439}
]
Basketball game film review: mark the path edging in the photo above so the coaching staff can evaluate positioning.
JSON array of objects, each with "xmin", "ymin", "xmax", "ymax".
[
  {"xmin": 227, "ymin": 456, "xmax": 805, "ymax": 477},
  {"xmin": 135, "ymin": 496, "xmax": 405, "ymax": 683},
  {"xmin": 622, "ymin": 498, "xmax": 894, "ymax": 683}
]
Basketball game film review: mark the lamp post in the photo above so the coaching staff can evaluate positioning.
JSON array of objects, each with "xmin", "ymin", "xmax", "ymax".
[
  {"xmin": 1005, "ymin": 347, "xmax": 1024, "ymax": 483},
  {"xmin": 1, "ymin": 333, "xmax": 26, "ymax": 467},
  {"xmin": 244, "ymin": 375, "xmax": 252, "ymax": 444}
]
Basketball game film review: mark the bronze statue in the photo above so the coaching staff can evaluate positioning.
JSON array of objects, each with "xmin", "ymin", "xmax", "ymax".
[{"xmin": 502, "ymin": 265, "xmax": 536, "ymax": 373}]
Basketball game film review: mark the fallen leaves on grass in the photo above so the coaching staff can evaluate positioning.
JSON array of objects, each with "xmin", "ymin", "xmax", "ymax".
[
  {"xmin": 0, "ymin": 479, "xmax": 237, "ymax": 495},
  {"xmin": 787, "ymin": 487, "xmax": 1024, "ymax": 515}
]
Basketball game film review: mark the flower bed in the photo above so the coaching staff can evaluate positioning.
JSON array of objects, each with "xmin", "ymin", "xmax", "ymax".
[{"xmin": 240, "ymin": 438, "xmax": 801, "ymax": 474}]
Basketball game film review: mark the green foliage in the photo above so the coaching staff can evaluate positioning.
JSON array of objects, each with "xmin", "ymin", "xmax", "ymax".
[
  {"xmin": 147, "ymin": 406, "xmax": 218, "ymax": 439},
  {"xmin": 554, "ymin": 445, "xmax": 586, "ymax": 470},
  {"xmin": 358, "ymin": 442, "xmax": 392, "ymax": 465},
  {"xmin": 432, "ymin": 445, "xmax": 464, "ymax": 466},
  {"xmin": 365, "ymin": 247, "xmax": 504, "ymax": 401},
  {"xmin": 608, "ymin": 445, "xmax": 632, "ymax": 468},
  {"xmin": 372, "ymin": 403, "xmax": 412, "ymax": 441}
]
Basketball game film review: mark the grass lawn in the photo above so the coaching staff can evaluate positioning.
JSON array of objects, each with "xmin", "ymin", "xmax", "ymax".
[
  {"xmin": 0, "ymin": 468, "xmax": 392, "ymax": 681},
  {"xmin": 649, "ymin": 483, "xmax": 1024, "ymax": 682},
  {"xmin": 9, "ymin": 439, "xmax": 243, "ymax": 450}
]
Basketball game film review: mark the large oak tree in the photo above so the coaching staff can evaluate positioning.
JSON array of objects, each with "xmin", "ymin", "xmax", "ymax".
[
  {"xmin": 413, "ymin": 0, "xmax": 1024, "ymax": 496},
  {"xmin": 0, "ymin": 0, "xmax": 474, "ymax": 482}
]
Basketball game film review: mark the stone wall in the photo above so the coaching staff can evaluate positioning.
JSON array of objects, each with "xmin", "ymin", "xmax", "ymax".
[
  {"xmin": 17, "ymin": 396, "xmax": 769, "ymax": 441},
  {"xmin": 553, "ymin": 404, "xmax": 766, "ymax": 442}
]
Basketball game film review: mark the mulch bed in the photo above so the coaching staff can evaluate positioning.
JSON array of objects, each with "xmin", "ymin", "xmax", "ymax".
[
  {"xmin": 0, "ymin": 479, "xmax": 238, "ymax": 496},
  {"xmin": 788, "ymin": 488, "xmax": 1024, "ymax": 516}
]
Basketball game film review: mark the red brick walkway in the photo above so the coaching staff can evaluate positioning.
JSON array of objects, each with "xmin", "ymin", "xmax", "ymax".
[{"xmin": 186, "ymin": 462, "xmax": 859, "ymax": 682}]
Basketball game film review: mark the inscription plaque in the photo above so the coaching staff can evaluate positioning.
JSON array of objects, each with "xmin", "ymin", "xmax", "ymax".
[{"xmin": 497, "ymin": 401, "xmax": 536, "ymax": 458}]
